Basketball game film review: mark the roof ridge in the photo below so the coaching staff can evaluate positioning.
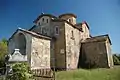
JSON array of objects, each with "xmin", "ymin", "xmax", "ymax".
[
  {"xmin": 9, "ymin": 28, "xmax": 51, "ymax": 41},
  {"xmin": 18, "ymin": 28, "xmax": 51, "ymax": 40}
]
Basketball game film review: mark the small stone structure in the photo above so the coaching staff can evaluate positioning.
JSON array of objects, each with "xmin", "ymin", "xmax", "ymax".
[
  {"xmin": 8, "ymin": 13, "xmax": 114, "ymax": 70},
  {"xmin": 79, "ymin": 35, "xmax": 113, "ymax": 68}
]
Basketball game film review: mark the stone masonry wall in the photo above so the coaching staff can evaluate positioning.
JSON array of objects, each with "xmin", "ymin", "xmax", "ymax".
[
  {"xmin": 65, "ymin": 23, "xmax": 81, "ymax": 69},
  {"xmin": 30, "ymin": 23, "xmax": 51, "ymax": 37},
  {"xmin": 60, "ymin": 16, "xmax": 76, "ymax": 25},
  {"xmin": 8, "ymin": 30, "xmax": 32, "ymax": 65},
  {"xmin": 51, "ymin": 21, "xmax": 66, "ymax": 69},
  {"xmin": 30, "ymin": 16, "xmax": 51, "ymax": 36},
  {"xmin": 80, "ymin": 41, "xmax": 109, "ymax": 68},
  {"xmin": 31, "ymin": 37, "xmax": 50, "ymax": 69},
  {"xmin": 81, "ymin": 23, "xmax": 90, "ymax": 41},
  {"xmin": 105, "ymin": 39, "xmax": 114, "ymax": 67}
]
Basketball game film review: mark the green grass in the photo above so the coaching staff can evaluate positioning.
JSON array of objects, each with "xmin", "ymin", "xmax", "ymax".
[{"xmin": 56, "ymin": 66, "xmax": 120, "ymax": 80}]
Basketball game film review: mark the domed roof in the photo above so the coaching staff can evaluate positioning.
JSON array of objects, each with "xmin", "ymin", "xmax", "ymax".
[{"xmin": 59, "ymin": 13, "xmax": 77, "ymax": 18}]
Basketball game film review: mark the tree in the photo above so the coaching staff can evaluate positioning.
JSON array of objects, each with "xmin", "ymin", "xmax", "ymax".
[
  {"xmin": 117, "ymin": 54, "xmax": 120, "ymax": 60},
  {"xmin": 0, "ymin": 38, "xmax": 8, "ymax": 74},
  {"xmin": 113, "ymin": 54, "xmax": 120, "ymax": 65},
  {"xmin": 6, "ymin": 62, "xmax": 33, "ymax": 80},
  {"xmin": 0, "ymin": 38, "xmax": 8, "ymax": 60}
]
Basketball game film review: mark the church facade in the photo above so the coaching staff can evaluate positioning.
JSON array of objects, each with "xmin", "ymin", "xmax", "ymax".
[{"xmin": 8, "ymin": 13, "xmax": 113, "ymax": 70}]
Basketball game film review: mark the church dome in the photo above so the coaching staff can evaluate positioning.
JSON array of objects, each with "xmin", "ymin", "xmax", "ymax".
[{"xmin": 59, "ymin": 13, "xmax": 77, "ymax": 25}]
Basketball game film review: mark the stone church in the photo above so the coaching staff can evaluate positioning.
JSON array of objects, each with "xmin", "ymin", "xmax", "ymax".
[{"xmin": 8, "ymin": 13, "xmax": 113, "ymax": 70}]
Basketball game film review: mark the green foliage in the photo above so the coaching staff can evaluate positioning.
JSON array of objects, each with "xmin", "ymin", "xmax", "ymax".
[
  {"xmin": 6, "ymin": 62, "xmax": 33, "ymax": 80},
  {"xmin": 113, "ymin": 54, "xmax": 120, "ymax": 65},
  {"xmin": 117, "ymin": 54, "xmax": 120, "ymax": 60},
  {"xmin": 0, "ymin": 38, "xmax": 8, "ymax": 74},
  {"xmin": 0, "ymin": 38, "xmax": 8, "ymax": 60},
  {"xmin": 56, "ymin": 66, "xmax": 120, "ymax": 80}
]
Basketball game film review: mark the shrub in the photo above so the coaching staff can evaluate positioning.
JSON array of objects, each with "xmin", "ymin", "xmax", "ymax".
[
  {"xmin": 113, "ymin": 54, "xmax": 120, "ymax": 65},
  {"xmin": 6, "ymin": 62, "xmax": 33, "ymax": 80}
]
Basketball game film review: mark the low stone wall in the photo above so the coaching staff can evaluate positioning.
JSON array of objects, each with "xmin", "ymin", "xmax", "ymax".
[{"xmin": 32, "ymin": 69, "xmax": 55, "ymax": 80}]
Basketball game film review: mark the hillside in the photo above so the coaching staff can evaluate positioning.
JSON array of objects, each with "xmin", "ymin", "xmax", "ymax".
[{"xmin": 56, "ymin": 66, "xmax": 120, "ymax": 80}]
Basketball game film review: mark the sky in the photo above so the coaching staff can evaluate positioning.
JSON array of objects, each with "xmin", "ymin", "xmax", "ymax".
[{"xmin": 0, "ymin": 0, "xmax": 120, "ymax": 53}]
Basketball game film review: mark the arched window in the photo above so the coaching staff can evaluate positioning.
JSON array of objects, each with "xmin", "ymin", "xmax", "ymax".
[
  {"xmin": 42, "ymin": 18, "xmax": 44, "ymax": 22},
  {"xmin": 68, "ymin": 19, "xmax": 72, "ymax": 23},
  {"xmin": 71, "ymin": 30, "xmax": 74, "ymax": 40},
  {"xmin": 46, "ymin": 19, "xmax": 49, "ymax": 23},
  {"xmin": 71, "ymin": 31, "xmax": 74, "ymax": 37},
  {"xmin": 55, "ymin": 26, "xmax": 59, "ymax": 35}
]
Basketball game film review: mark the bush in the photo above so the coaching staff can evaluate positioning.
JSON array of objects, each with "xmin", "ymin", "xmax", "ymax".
[
  {"xmin": 113, "ymin": 54, "xmax": 120, "ymax": 65},
  {"xmin": 6, "ymin": 62, "xmax": 33, "ymax": 80}
]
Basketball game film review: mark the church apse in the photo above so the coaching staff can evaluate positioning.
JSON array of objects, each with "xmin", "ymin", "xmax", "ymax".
[
  {"xmin": 16, "ymin": 33, "xmax": 26, "ymax": 55},
  {"xmin": 8, "ymin": 32, "xmax": 26, "ymax": 55}
]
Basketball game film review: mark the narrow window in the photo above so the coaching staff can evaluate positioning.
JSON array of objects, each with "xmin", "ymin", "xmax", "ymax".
[
  {"xmin": 42, "ymin": 18, "xmax": 44, "ymax": 22},
  {"xmin": 55, "ymin": 26, "xmax": 59, "ymax": 35},
  {"xmin": 71, "ymin": 31, "xmax": 74, "ymax": 39},
  {"xmin": 69, "ymin": 19, "xmax": 71, "ymax": 23},
  {"xmin": 72, "ymin": 31, "xmax": 74, "ymax": 38},
  {"xmin": 68, "ymin": 19, "xmax": 72, "ymax": 23},
  {"xmin": 38, "ymin": 22, "xmax": 41, "ymax": 26}
]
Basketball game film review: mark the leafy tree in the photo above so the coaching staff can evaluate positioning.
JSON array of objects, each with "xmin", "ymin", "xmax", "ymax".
[
  {"xmin": 117, "ymin": 54, "xmax": 120, "ymax": 60},
  {"xmin": 0, "ymin": 38, "xmax": 8, "ymax": 74},
  {"xmin": 6, "ymin": 62, "xmax": 33, "ymax": 80},
  {"xmin": 113, "ymin": 54, "xmax": 120, "ymax": 65},
  {"xmin": 0, "ymin": 38, "xmax": 8, "ymax": 60}
]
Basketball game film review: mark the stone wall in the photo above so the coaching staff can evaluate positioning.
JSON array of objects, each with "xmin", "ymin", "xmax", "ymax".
[
  {"xmin": 60, "ymin": 15, "xmax": 76, "ymax": 25},
  {"xmin": 36, "ymin": 16, "xmax": 51, "ymax": 26},
  {"xmin": 105, "ymin": 39, "xmax": 114, "ymax": 67},
  {"xmin": 65, "ymin": 23, "xmax": 81, "ymax": 69},
  {"xmin": 51, "ymin": 21, "xmax": 66, "ymax": 70},
  {"xmin": 79, "ymin": 41, "xmax": 109, "ymax": 68},
  {"xmin": 30, "ymin": 16, "xmax": 52, "ymax": 37},
  {"xmin": 8, "ymin": 30, "xmax": 32, "ymax": 64},
  {"xmin": 31, "ymin": 37, "xmax": 50, "ymax": 69},
  {"xmin": 81, "ymin": 23, "xmax": 90, "ymax": 41},
  {"xmin": 30, "ymin": 23, "xmax": 51, "ymax": 37}
]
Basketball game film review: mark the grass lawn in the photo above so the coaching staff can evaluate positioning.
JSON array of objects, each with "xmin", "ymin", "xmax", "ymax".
[{"xmin": 56, "ymin": 66, "xmax": 120, "ymax": 80}]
